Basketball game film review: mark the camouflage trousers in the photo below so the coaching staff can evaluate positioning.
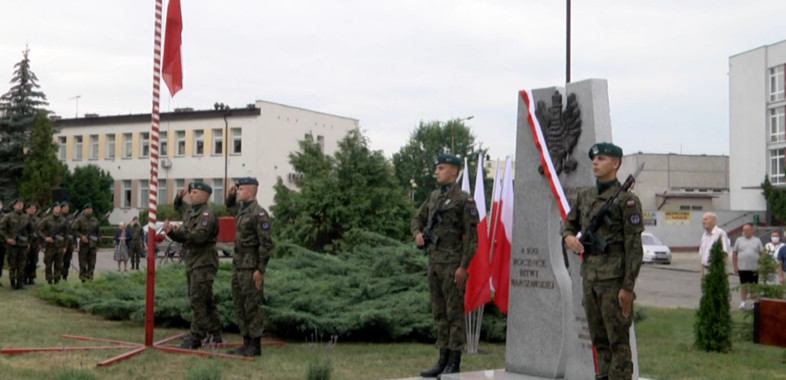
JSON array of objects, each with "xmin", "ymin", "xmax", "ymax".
[
  {"xmin": 6, "ymin": 244, "xmax": 28, "ymax": 284},
  {"xmin": 232, "ymin": 269, "xmax": 265, "ymax": 338},
  {"xmin": 428, "ymin": 262, "xmax": 466, "ymax": 351},
  {"xmin": 583, "ymin": 278, "xmax": 633, "ymax": 380},
  {"xmin": 62, "ymin": 244, "xmax": 75, "ymax": 279},
  {"xmin": 25, "ymin": 244, "xmax": 40, "ymax": 281},
  {"xmin": 44, "ymin": 242, "xmax": 65, "ymax": 283},
  {"xmin": 78, "ymin": 243, "xmax": 97, "ymax": 282},
  {"xmin": 187, "ymin": 266, "xmax": 222, "ymax": 341}
]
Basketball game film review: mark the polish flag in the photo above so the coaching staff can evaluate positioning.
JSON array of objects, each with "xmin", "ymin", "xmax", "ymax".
[
  {"xmin": 464, "ymin": 154, "xmax": 491, "ymax": 313},
  {"xmin": 162, "ymin": 0, "xmax": 183, "ymax": 96},
  {"xmin": 490, "ymin": 157, "xmax": 513, "ymax": 314}
]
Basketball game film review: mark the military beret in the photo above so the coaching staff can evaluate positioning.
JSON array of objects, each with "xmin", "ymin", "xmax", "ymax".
[
  {"xmin": 236, "ymin": 177, "xmax": 259, "ymax": 186},
  {"xmin": 51, "ymin": 201, "xmax": 61, "ymax": 208},
  {"xmin": 60, "ymin": 200, "xmax": 70, "ymax": 207},
  {"xmin": 588, "ymin": 142, "xmax": 623, "ymax": 160},
  {"xmin": 24, "ymin": 201, "xmax": 36, "ymax": 209},
  {"xmin": 83, "ymin": 202, "xmax": 93, "ymax": 210},
  {"xmin": 189, "ymin": 181, "xmax": 213, "ymax": 194},
  {"xmin": 435, "ymin": 153, "xmax": 462, "ymax": 167},
  {"xmin": 10, "ymin": 198, "xmax": 23, "ymax": 207}
]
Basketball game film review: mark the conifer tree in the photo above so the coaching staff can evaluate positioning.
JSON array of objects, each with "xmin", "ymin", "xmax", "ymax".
[
  {"xmin": 694, "ymin": 239, "xmax": 732, "ymax": 352},
  {"xmin": 19, "ymin": 111, "xmax": 63, "ymax": 207}
]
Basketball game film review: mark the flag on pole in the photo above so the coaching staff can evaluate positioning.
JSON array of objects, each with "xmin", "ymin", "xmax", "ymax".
[
  {"xmin": 488, "ymin": 161, "xmax": 502, "ymax": 292},
  {"xmin": 464, "ymin": 154, "xmax": 491, "ymax": 312},
  {"xmin": 162, "ymin": 0, "xmax": 183, "ymax": 96},
  {"xmin": 490, "ymin": 157, "xmax": 513, "ymax": 313}
]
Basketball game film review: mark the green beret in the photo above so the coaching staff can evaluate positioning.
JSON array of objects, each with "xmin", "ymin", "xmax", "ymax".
[
  {"xmin": 10, "ymin": 198, "xmax": 23, "ymax": 207},
  {"xmin": 589, "ymin": 142, "xmax": 623, "ymax": 160},
  {"xmin": 83, "ymin": 202, "xmax": 93, "ymax": 210},
  {"xmin": 434, "ymin": 153, "xmax": 462, "ymax": 167},
  {"xmin": 236, "ymin": 177, "xmax": 259, "ymax": 186},
  {"xmin": 24, "ymin": 201, "xmax": 36, "ymax": 209},
  {"xmin": 51, "ymin": 201, "xmax": 61, "ymax": 208},
  {"xmin": 60, "ymin": 200, "xmax": 70, "ymax": 207},
  {"xmin": 189, "ymin": 181, "xmax": 213, "ymax": 194}
]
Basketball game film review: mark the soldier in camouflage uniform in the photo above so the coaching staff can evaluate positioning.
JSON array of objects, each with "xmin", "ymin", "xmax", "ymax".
[
  {"xmin": 37, "ymin": 202, "xmax": 68, "ymax": 284},
  {"xmin": 71, "ymin": 203, "xmax": 100, "ymax": 282},
  {"xmin": 561, "ymin": 142, "xmax": 644, "ymax": 380},
  {"xmin": 411, "ymin": 153, "xmax": 479, "ymax": 378},
  {"xmin": 164, "ymin": 181, "xmax": 221, "ymax": 349},
  {"xmin": 128, "ymin": 216, "xmax": 144, "ymax": 270},
  {"xmin": 225, "ymin": 177, "xmax": 273, "ymax": 357},
  {"xmin": 60, "ymin": 201, "xmax": 77, "ymax": 281},
  {"xmin": 24, "ymin": 202, "xmax": 41, "ymax": 285},
  {"xmin": 0, "ymin": 199, "xmax": 34, "ymax": 289}
]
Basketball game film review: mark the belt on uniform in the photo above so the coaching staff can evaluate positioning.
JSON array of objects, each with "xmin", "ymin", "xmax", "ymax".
[
  {"xmin": 235, "ymin": 246, "xmax": 258, "ymax": 253},
  {"xmin": 586, "ymin": 242, "xmax": 625, "ymax": 256}
]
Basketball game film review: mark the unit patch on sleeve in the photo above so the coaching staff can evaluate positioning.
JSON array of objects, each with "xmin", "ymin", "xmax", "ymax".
[{"xmin": 629, "ymin": 213, "xmax": 641, "ymax": 225}]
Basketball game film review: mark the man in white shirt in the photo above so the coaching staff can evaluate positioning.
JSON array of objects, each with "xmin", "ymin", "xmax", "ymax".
[{"xmin": 699, "ymin": 212, "xmax": 729, "ymax": 281}]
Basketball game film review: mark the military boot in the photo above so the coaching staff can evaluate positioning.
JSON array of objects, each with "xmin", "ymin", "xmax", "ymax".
[
  {"xmin": 229, "ymin": 335, "xmax": 250, "ymax": 355},
  {"xmin": 438, "ymin": 350, "xmax": 461, "ymax": 378},
  {"xmin": 420, "ymin": 348, "xmax": 449, "ymax": 377},
  {"xmin": 16, "ymin": 279, "xmax": 24, "ymax": 290},
  {"xmin": 179, "ymin": 335, "xmax": 202, "ymax": 349},
  {"xmin": 243, "ymin": 337, "xmax": 262, "ymax": 357}
]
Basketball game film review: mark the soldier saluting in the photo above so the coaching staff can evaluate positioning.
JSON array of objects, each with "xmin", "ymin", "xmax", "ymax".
[
  {"xmin": 561, "ymin": 142, "xmax": 644, "ymax": 380},
  {"xmin": 411, "ymin": 153, "xmax": 479, "ymax": 378}
]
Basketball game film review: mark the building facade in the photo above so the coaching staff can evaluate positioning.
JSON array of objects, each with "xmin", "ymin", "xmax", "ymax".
[
  {"xmin": 729, "ymin": 40, "xmax": 786, "ymax": 211},
  {"xmin": 54, "ymin": 100, "xmax": 359, "ymax": 224}
]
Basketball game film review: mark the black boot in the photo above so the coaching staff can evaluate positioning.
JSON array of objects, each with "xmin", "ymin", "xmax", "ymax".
[
  {"xmin": 243, "ymin": 337, "xmax": 261, "ymax": 357},
  {"xmin": 420, "ymin": 348, "xmax": 449, "ymax": 377},
  {"xmin": 438, "ymin": 350, "xmax": 462, "ymax": 378},
  {"xmin": 179, "ymin": 335, "xmax": 202, "ymax": 349},
  {"xmin": 16, "ymin": 279, "xmax": 24, "ymax": 290},
  {"xmin": 229, "ymin": 335, "xmax": 250, "ymax": 355}
]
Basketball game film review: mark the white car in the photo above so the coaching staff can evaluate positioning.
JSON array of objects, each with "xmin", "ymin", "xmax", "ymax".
[{"xmin": 642, "ymin": 232, "xmax": 671, "ymax": 264}]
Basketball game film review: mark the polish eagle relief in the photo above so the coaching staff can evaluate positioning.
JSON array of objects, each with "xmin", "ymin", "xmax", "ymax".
[{"xmin": 535, "ymin": 90, "xmax": 582, "ymax": 176}]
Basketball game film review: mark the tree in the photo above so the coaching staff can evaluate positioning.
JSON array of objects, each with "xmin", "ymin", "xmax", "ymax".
[
  {"xmin": 271, "ymin": 129, "xmax": 413, "ymax": 251},
  {"xmin": 0, "ymin": 47, "xmax": 49, "ymax": 200},
  {"xmin": 62, "ymin": 164, "xmax": 114, "ymax": 217},
  {"xmin": 694, "ymin": 239, "xmax": 732, "ymax": 352},
  {"xmin": 761, "ymin": 175, "xmax": 786, "ymax": 224},
  {"xmin": 392, "ymin": 119, "xmax": 489, "ymax": 205},
  {"xmin": 19, "ymin": 111, "xmax": 63, "ymax": 208}
]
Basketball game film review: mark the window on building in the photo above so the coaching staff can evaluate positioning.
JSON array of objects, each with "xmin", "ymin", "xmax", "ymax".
[
  {"xmin": 106, "ymin": 134, "xmax": 116, "ymax": 159},
  {"xmin": 305, "ymin": 133, "xmax": 313, "ymax": 142},
  {"xmin": 770, "ymin": 148, "xmax": 785, "ymax": 184},
  {"xmin": 679, "ymin": 205, "xmax": 691, "ymax": 211},
  {"xmin": 160, "ymin": 132, "xmax": 168, "ymax": 157},
  {"xmin": 770, "ymin": 65, "xmax": 784, "ymax": 102},
  {"xmin": 212, "ymin": 128, "xmax": 223, "ymax": 155},
  {"xmin": 771, "ymin": 107, "xmax": 785, "ymax": 143},
  {"xmin": 74, "ymin": 136, "xmax": 83, "ymax": 160},
  {"xmin": 89, "ymin": 135, "xmax": 99, "ymax": 159},
  {"xmin": 122, "ymin": 180, "xmax": 132, "ymax": 207},
  {"xmin": 175, "ymin": 179, "xmax": 185, "ymax": 194},
  {"xmin": 213, "ymin": 178, "xmax": 223, "ymax": 203},
  {"xmin": 176, "ymin": 131, "xmax": 186, "ymax": 156},
  {"xmin": 231, "ymin": 128, "xmax": 242, "ymax": 154},
  {"xmin": 158, "ymin": 179, "xmax": 167, "ymax": 205},
  {"xmin": 57, "ymin": 136, "xmax": 66, "ymax": 160},
  {"xmin": 193, "ymin": 130, "xmax": 204, "ymax": 156},
  {"xmin": 139, "ymin": 180, "xmax": 149, "ymax": 208},
  {"xmin": 123, "ymin": 133, "xmax": 133, "ymax": 158},
  {"xmin": 140, "ymin": 132, "xmax": 150, "ymax": 158},
  {"xmin": 691, "ymin": 205, "xmax": 703, "ymax": 211},
  {"xmin": 317, "ymin": 135, "xmax": 325, "ymax": 152}
]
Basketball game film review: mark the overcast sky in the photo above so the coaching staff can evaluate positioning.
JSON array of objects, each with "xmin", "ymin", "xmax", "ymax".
[{"xmin": 1, "ymin": 1, "xmax": 784, "ymax": 159}]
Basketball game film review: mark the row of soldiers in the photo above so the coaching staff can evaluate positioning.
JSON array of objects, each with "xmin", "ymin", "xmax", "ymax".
[{"xmin": 0, "ymin": 199, "xmax": 101, "ymax": 289}]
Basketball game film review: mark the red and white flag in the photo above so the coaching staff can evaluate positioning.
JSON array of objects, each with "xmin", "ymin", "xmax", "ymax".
[
  {"xmin": 464, "ymin": 154, "xmax": 492, "ymax": 313},
  {"xmin": 490, "ymin": 157, "xmax": 514, "ymax": 313},
  {"xmin": 162, "ymin": 0, "xmax": 183, "ymax": 96}
]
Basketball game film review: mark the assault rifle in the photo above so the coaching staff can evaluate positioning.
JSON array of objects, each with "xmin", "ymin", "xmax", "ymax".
[
  {"xmin": 418, "ymin": 197, "xmax": 446, "ymax": 252},
  {"xmin": 578, "ymin": 162, "xmax": 645, "ymax": 256},
  {"xmin": 15, "ymin": 215, "xmax": 34, "ymax": 244}
]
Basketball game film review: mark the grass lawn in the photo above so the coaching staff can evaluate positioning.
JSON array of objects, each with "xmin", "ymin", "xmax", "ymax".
[{"xmin": 2, "ymin": 275, "xmax": 786, "ymax": 379}]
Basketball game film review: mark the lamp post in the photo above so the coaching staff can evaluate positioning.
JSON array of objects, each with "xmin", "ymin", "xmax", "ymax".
[
  {"xmin": 214, "ymin": 102, "xmax": 231, "ymax": 198},
  {"xmin": 450, "ymin": 115, "xmax": 474, "ymax": 153}
]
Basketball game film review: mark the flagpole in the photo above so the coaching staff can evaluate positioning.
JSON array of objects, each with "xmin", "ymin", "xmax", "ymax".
[{"xmin": 144, "ymin": 0, "xmax": 164, "ymax": 347}]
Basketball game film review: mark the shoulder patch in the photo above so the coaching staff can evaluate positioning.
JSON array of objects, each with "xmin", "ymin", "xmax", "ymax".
[
  {"xmin": 202, "ymin": 212, "xmax": 209, "ymax": 216},
  {"xmin": 629, "ymin": 213, "xmax": 641, "ymax": 225},
  {"xmin": 261, "ymin": 221, "xmax": 270, "ymax": 230},
  {"xmin": 467, "ymin": 198, "xmax": 475, "ymax": 203},
  {"xmin": 258, "ymin": 212, "xmax": 267, "ymax": 218},
  {"xmin": 626, "ymin": 200, "xmax": 636, "ymax": 207},
  {"xmin": 469, "ymin": 207, "xmax": 478, "ymax": 217}
]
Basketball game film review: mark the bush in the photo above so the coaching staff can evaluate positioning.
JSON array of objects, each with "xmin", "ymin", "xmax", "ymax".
[
  {"xmin": 694, "ymin": 239, "xmax": 732, "ymax": 352},
  {"xmin": 185, "ymin": 361, "xmax": 222, "ymax": 380},
  {"xmin": 306, "ymin": 355, "xmax": 332, "ymax": 380}
]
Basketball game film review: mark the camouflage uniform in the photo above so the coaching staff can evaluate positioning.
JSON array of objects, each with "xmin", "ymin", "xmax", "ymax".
[
  {"xmin": 0, "ymin": 209, "xmax": 34, "ymax": 289},
  {"xmin": 61, "ymin": 212, "xmax": 77, "ymax": 280},
  {"xmin": 412, "ymin": 183, "xmax": 479, "ymax": 351},
  {"xmin": 25, "ymin": 213, "xmax": 41, "ymax": 284},
  {"xmin": 169, "ymin": 193, "xmax": 221, "ymax": 346},
  {"xmin": 72, "ymin": 211, "xmax": 100, "ymax": 282},
  {"xmin": 37, "ymin": 212, "xmax": 68, "ymax": 284},
  {"xmin": 226, "ymin": 182, "xmax": 274, "ymax": 356},
  {"xmin": 561, "ymin": 180, "xmax": 644, "ymax": 380},
  {"xmin": 129, "ymin": 222, "xmax": 144, "ymax": 270}
]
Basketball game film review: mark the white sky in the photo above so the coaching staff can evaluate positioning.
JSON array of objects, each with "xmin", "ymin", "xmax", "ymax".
[{"xmin": 2, "ymin": 0, "xmax": 784, "ymax": 159}]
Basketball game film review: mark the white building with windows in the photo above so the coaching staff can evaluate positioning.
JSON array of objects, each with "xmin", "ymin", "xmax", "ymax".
[
  {"xmin": 54, "ymin": 100, "xmax": 359, "ymax": 224},
  {"xmin": 729, "ymin": 40, "xmax": 786, "ymax": 211}
]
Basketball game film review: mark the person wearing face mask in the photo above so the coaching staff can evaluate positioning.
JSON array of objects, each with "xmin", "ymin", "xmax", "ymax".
[{"xmin": 764, "ymin": 230, "xmax": 783, "ymax": 260}]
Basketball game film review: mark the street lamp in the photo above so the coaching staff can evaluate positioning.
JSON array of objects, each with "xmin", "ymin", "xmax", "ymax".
[
  {"xmin": 451, "ymin": 115, "xmax": 474, "ymax": 153},
  {"xmin": 214, "ymin": 102, "xmax": 231, "ymax": 198}
]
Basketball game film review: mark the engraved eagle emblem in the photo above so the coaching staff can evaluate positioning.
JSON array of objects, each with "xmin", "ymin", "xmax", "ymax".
[{"xmin": 535, "ymin": 90, "xmax": 582, "ymax": 176}]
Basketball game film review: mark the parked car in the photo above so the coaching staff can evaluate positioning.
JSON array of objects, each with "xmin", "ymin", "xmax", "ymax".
[{"xmin": 642, "ymin": 232, "xmax": 671, "ymax": 264}]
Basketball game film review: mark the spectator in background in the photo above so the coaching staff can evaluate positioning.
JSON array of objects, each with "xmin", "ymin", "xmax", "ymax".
[
  {"xmin": 699, "ymin": 212, "xmax": 730, "ymax": 282},
  {"xmin": 777, "ymin": 243, "xmax": 786, "ymax": 284},
  {"xmin": 764, "ymin": 230, "xmax": 783, "ymax": 260},
  {"xmin": 732, "ymin": 224, "xmax": 762, "ymax": 309},
  {"xmin": 114, "ymin": 222, "xmax": 131, "ymax": 272}
]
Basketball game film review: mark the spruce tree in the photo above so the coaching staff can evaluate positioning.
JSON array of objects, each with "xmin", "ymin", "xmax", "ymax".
[
  {"xmin": 0, "ymin": 47, "xmax": 49, "ymax": 200},
  {"xmin": 694, "ymin": 238, "xmax": 732, "ymax": 352},
  {"xmin": 19, "ymin": 111, "xmax": 63, "ymax": 208}
]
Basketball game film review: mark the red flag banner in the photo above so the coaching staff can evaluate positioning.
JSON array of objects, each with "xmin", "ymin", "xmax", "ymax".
[
  {"xmin": 162, "ymin": 0, "xmax": 183, "ymax": 96},
  {"xmin": 464, "ymin": 154, "xmax": 491, "ymax": 313},
  {"xmin": 490, "ymin": 157, "xmax": 513, "ymax": 313}
]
